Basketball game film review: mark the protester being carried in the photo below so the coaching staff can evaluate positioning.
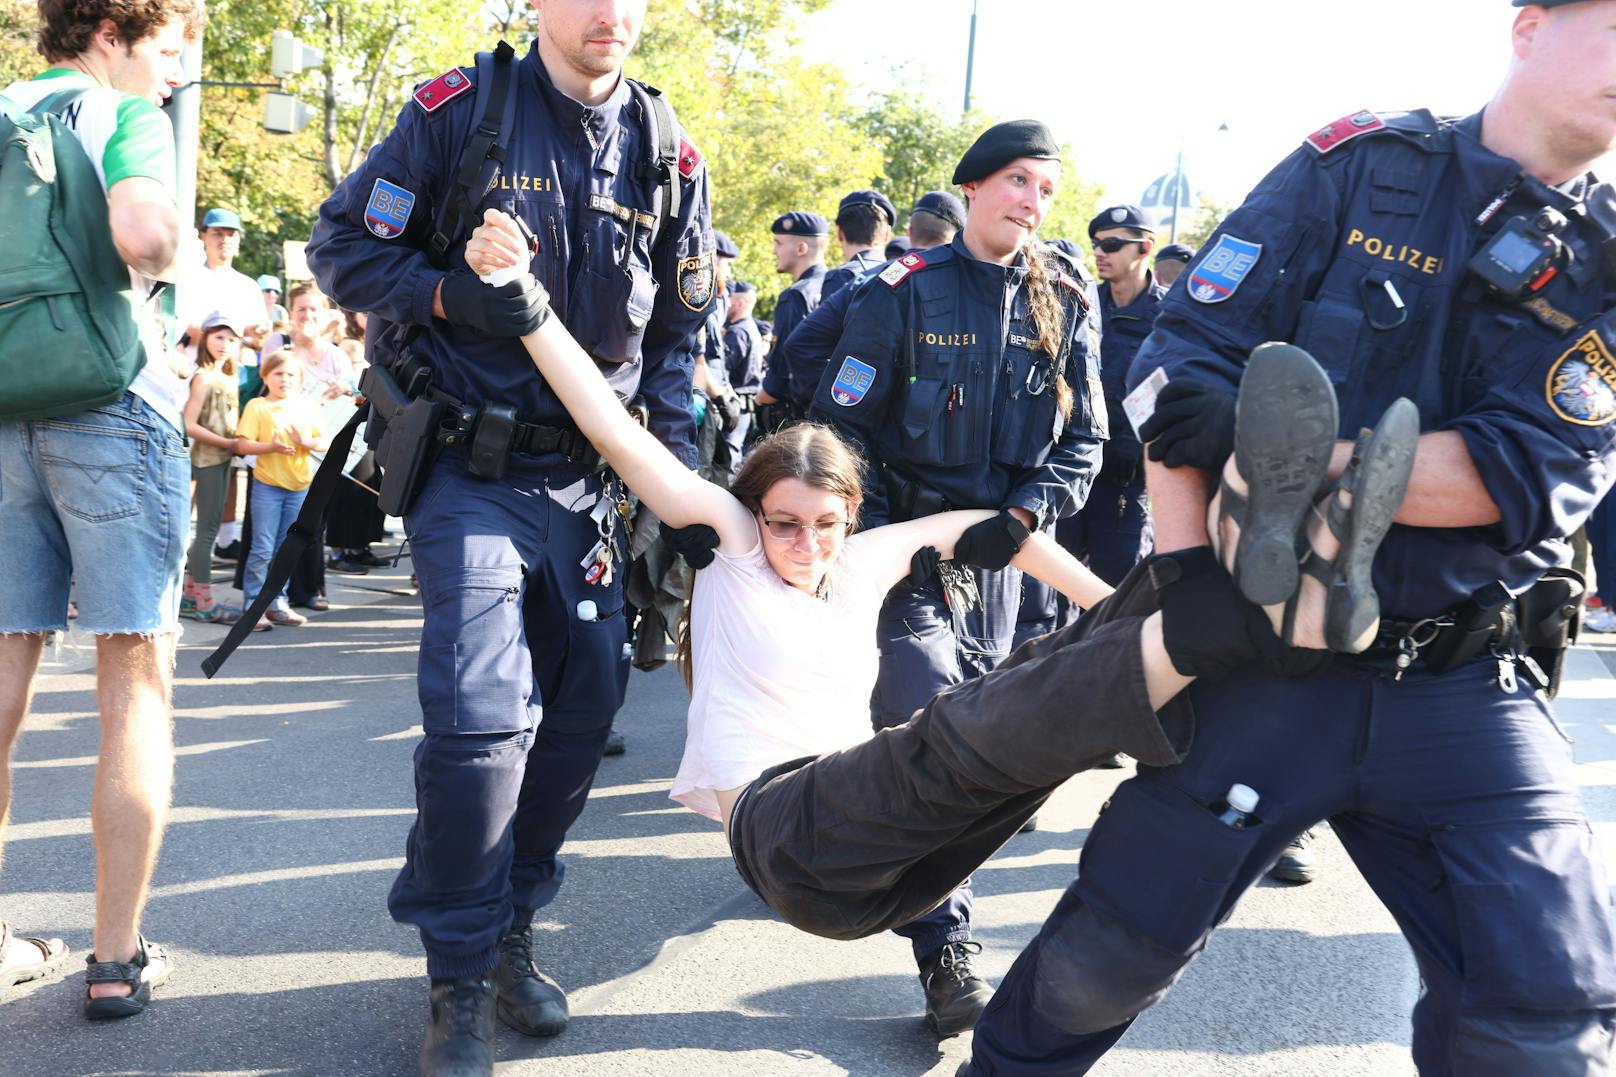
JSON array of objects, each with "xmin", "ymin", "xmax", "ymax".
[
  {"xmin": 235, "ymin": 350, "xmax": 327, "ymax": 631},
  {"xmin": 182, "ymin": 311, "xmax": 245, "ymax": 623},
  {"xmin": 465, "ymin": 209, "xmax": 1417, "ymax": 945}
]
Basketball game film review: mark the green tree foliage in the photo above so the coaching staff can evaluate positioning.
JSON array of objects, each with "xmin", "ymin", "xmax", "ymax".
[
  {"xmin": 1174, "ymin": 197, "xmax": 1237, "ymax": 254},
  {"xmin": 0, "ymin": 0, "xmax": 37, "ymax": 82}
]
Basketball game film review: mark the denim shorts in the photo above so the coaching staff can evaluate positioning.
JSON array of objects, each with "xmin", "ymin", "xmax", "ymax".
[{"xmin": 0, "ymin": 392, "xmax": 190, "ymax": 635}]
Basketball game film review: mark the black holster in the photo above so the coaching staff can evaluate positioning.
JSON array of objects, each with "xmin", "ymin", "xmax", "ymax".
[
  {"xmin": 883, "ymin": 470, "xmax": 949, "ymax": 524},
  {"xmin": 1423, "ymin": 579, "xmax": 1514, "ymax": 676},
  {"xmin": 1516, "ymin": 568, "xmax": 1585, "ymax": 699},
  {"xmin": 361, "ymin": 363, "xmax": 444, "ymax": 517}
]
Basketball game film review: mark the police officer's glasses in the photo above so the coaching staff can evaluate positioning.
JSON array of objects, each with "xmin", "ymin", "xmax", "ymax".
[
  {"xmin": 1092, "ymin": 237, "xmax": 1145, "ymax": 254},
  {"xmin": 759, "ymin": 514, "xmax": 849, "ymax": 543}
]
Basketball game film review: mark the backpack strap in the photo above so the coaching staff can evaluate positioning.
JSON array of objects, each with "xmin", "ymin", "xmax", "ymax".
[
  {"xmin": 626, "ymin": 79, "xmax": 681, "ymax": 248},
  {"xmin": 426, "ymin": 40, "xmax": 517, "ymax": 267}
]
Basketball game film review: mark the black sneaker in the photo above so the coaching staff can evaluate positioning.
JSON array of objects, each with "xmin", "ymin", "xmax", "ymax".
[
  {"xmin": 353, "ymin": 548, "xmax": 392, "ymax": 568},
  {"xmin": 1269, "ymin": 828, "xmax": 1319, "ymax": 885},
  {"xmin": 493, "ymin": 926, "xmax": 568, "ymax": 1037},
  {"xmin": 213, "ymin": 540, "xmax": 241, "ymax": 562},
  {"xmin": 602, "ymin": 729, "xmax": 626, "ymax": 757},
  {"xmin": 918, "ymin": 941, "xmax": 993, "ymax": 1038},
  {"xmin": 419, "ymin": 976, "xmax": 496, "ymax": 1077},
  {"xmin": 327, "ymin": 557, "xmax": 371, "ymax": 575}
]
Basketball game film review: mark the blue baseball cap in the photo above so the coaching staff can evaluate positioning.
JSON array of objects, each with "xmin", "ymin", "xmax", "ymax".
[
  {"xmin": 256, "ymin": 274, "xmax": 283, "ymax": 292},
  {"xmin": 1088, "ymin": 204, "xmax": 1156, "ymax": 237},
  {"xmin": 202, "ymin": 207, "xmax": 243, "ymax": 231},
  {"xmin": 713, "ymin": 230, "xmax": 740, "ymax": 259},
  {"xmin": 771, "ymin": 211, "xmax": 830, "ymax": 237},
  {"xmin": 912, "ymin": 191, "xmax": 966, "ymax": 230}
]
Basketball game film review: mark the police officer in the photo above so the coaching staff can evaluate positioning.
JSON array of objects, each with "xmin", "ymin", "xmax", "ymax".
[
  {"xmin": 1153, "ymin": 241, "xmax": 1193, "ymax": 288},
  {"xmin": 304, "ymin": 1, "xmax": 715, "ymax": 1072},
  {"xmin": 722, "ymin": 279, "xmax": 765, "ymax": 460},
  {"xmin": 813, "ymin": 119, "xmax": 1105, "ymax": 1039},
  {"xmin": 755, "ymin": 210, "xmax": 828, "ymax": 417},
  {"xmin": 963, "ymin": 3, "xmax": 1616, "ymax": 1072},
  {"xmin": 776, "ymin": 191, "xmax": 965, "ymax": 411},
  {"xmin": 821, "ymin": 188, "xmax": 897, "ymax": 301}
]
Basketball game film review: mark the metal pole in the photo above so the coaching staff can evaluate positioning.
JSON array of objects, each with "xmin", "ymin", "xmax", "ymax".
[
  {"xmin": 963, "ymin": 0, "xmax": 977, "ymax": 115},
  {"xmin": 168, "ymin": 37, "xmax": 202, "ymax": 232}
]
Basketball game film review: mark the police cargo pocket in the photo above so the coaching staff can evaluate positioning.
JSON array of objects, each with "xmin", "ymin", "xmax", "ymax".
[
  {"xmin": 1430, "ymin": 818, "xmax": 1616, "ymax": 1010},
  {"xmin": 1294, "ymin": 297, "xmax": 1365, "ymax": 391},
  {"xmin": 993, "ymin": 370, "xmax": 1062, "ymax": 469},
  {"xmin": 417, "ymin": 567, "xmax": 531, "ymax": 736},
  {"xmin": 572, "ymin": 214, "xmax": 656, "ymax": 364},
  {"xmin": 939, "ymin": 357, "xmax": 990, "ymax": 466},
  {"xmin": 898, "ymin": 377, "xmax": 949, "ymax": 463},
  {"xmin": 1075, "ymin": 777, "xmax": 1273, "ymax": 955}
]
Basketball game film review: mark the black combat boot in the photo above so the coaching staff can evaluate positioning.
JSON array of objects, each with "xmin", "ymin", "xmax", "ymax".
[
  {"xmin": 494, "ymin": 924, "xmax": 569, "ymax": 1037},
  {"xmin": 418, "ymin": 976, "xmax": 496, "ymax": 1077},
  {"xmin": 918, "ymin": 941, "xmax": 994, "ymax": 1038},
  {"xmin": 1269, "ymin": 827, "xmax": 1320, "ymax": 884}
]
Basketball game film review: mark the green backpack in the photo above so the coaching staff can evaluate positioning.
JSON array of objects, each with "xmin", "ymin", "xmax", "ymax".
[{"xmin": 0, "ymin": 89, "xmax": 149, "ymax": 422}]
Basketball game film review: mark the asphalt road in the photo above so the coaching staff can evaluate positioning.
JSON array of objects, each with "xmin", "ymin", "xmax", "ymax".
[{"xmin": 5, "ymin": 547, "xmax": 1616, "ymax": 1077}]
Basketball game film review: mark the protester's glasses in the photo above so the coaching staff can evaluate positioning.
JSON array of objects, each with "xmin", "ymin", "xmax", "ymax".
[
  {"xmin": 759, "ymin": 515, "xmax": 849, "ymax": 543},
  {"xmin": 1092, "ymin": 237, "xmax": 1146, "ymax": 253}
]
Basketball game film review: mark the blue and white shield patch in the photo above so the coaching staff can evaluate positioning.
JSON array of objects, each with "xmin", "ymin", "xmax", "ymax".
[
  {"xmin": 1187, "ymin": 234, "xmax": 1263, "ymax": 304},
  {"xmin": 364, "ymin": 178, "xmax": 415, "ymax": 239},
  {"xmin": 830, "ymin": 356, "xmax": 877, "ymax": 407}
]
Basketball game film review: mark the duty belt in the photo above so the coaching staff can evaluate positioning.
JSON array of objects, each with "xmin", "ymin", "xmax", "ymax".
[{"xmin": 425, "ymin": 386, "xmax": 601, "ymax": 468}]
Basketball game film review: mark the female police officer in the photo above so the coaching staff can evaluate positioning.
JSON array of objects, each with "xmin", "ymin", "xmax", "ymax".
[{"xmin": 811, "ymin": 119, "xmax": 1105, "ymax": 1038}]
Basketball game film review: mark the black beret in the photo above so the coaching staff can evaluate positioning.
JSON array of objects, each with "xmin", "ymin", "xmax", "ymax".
[
  {"xmin": 912, "ymin": 190, "xmax": 967, "ymax": 229},
  {"xmin": 1088, "ymin": 204, "xmax": 1156, "ymax": 237},
  {"xmin": 1156, "ymin": 242, "xmax": 1194, "ymax": 264},
  {"xmin": 884, "ymin": 236, "xmax": 913, "ymax": 260},
  {"xmin": 771, "ymin": 211, "xmax": 829, "ymax": 236},
  {"xmin": 952, "ymin": 119, "xmax": 1061, "ymax": 185},
  {"xmin": 713, "ymin": 230, "xmax": 739, "ymax": 259},
  {"xmin": 730, "ymin": 279, "xmax": 756, "ymax": 294},
  {"xmin": 838, "ymin": 189, "xmax": 897, "ymax": 227}
]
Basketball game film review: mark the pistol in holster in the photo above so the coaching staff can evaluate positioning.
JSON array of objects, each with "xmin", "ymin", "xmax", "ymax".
[
  {"xmin": 1515, "ymin": 567, "xmax": 1585, "ymax": 699},
  {"xmin": 361, "ymin": 362, "xmax": 444, "ymax": 517}
]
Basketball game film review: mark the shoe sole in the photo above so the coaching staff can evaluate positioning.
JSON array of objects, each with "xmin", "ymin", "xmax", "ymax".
[
  {"xmin": 1232, "ymin": 343, "xmax": 1339, "ymax": 606},
  {"xmin": 0, "ymin": 943, "xmax": 70, "ymax": 989},
  {"xmin": 83, "ymin": 954, "xmax": 173, "ymax": 1020},
  {"xmin": 1323, "ymin": 398, "xmax": 1419, "ymax": 653},
  {"xmin": 495, "ymin": 997, "xmax": 568, "ymax": 1038},
  {"xmin": 1268, "ymin": 863, "xmax": 1317, "ymax": 885}
]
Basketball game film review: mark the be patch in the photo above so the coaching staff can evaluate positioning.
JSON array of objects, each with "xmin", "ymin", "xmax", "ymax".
[
  {"xmin": 1187, "ymin": 234, "xmax": 1262, "ymax": 304},
  {"xmin": 830, "ymin": 356, "xmax": 877, "ymax": 406},
  {"xmin": 1546, "ymin": 329, "xmax": 1616, "ymax": 427},
  {"xmin": 365, "ymin": 178, "xmax": 415, "ymax": 239}
]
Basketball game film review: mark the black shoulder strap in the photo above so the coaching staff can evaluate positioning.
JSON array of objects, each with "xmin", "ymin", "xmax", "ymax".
[
  {"xmin": 626, "ymin": 79, "xmax": 681, "ymax": 248},
  {"xmin": 427, "ymin": 41, "xmax": 518, "ymax": 267}
]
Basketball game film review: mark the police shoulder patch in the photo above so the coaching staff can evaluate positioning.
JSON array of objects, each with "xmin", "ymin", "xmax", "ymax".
[
  {"xmin": 678, "ymin": 250, "xmax": 715, "ymax": 312},
  {"xmin": 414, "ymin": 67, "xmax": 474, "ymax": 114},
  {"xmin": 829, "ymin": 356, "xmax": 877, "ymax": 406},
  {"xmin": 364, "ymin": 178, "xmax": 416, "ymax": 240},
  {"xmin": 678, "ymin": 136, "xmax": 702, "ymax": 180},
  {"xmin": 1306, "ymin": 109, "xmax": 1385, "ymax": 155},
  {"xmin": 880, "ymin": 252, "xmax": 928, "ymax": 288},
  {"xmin": 1187, "ymin": 234, "xmax": 1263, "ymax": 304},
  {"xmin": 1546, "ymin": 328, "xmax": 1616, "ymax": 427}
]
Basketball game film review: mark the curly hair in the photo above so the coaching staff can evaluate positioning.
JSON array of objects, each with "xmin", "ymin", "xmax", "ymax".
[{"xmin": 37, "ymin": 0, "xmax": 205, "ymax": 62}]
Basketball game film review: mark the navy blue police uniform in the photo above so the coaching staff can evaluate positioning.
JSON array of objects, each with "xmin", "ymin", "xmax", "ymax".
[
  {"xmin": 823, "ymin": 189, "xmax": 898, "ymax": 302},
  {"xmin": 812, "ymin": 231, "xmax": 1105, "ymax": 962},
  {"xmin": 759, "ymin": 211, "xmax": 829, "ymax": 408},
  {"xmin": 722, "ymin": 280, "xmax": 765, "ymax": 461},
  {"xmin": 306, "ymin": 42, "xmax": 713, "ymax": 983},
  {"xmin": 966, "ymin": 108, "xmax": 1616, "ymax": 1074}
]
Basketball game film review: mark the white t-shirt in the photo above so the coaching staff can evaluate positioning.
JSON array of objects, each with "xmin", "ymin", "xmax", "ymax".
[
  {"xmin": 1, "ymin": 69, "xmax": 184, "ymax": 431},
  {"xmin": 670, "ymin": 527, "xmax": 886, "ymax": 821},
  {"xmin": 178, "ymin": 263, "xmax": 265, "ymax": 358}
]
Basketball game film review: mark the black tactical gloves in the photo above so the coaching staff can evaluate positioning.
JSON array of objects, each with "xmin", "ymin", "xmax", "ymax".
[
  {"xmin": 666, "ymin": 523, "xmax": 720, "ymax": 570},
  {"xmin": 715, "ymin": 391, "xmax": 743, "ymax": 433},
  {"xmin": 439, "ymin": 270, "xmax": 550, "ymax": 337},
  {"xmin": 1139, "ymin": 379, "xmax": 1236, "ymax": 472},
  {"xmin": 1150, "ymin": 546, "xmax": 1284, "ymax": 678},
  {"xmin": 953, "ymin": 509, "xmax": 1033, "ymax": 571},
  {"xmin": 904, "ymin": 545, "xmax": 941, "ymax": 590}
]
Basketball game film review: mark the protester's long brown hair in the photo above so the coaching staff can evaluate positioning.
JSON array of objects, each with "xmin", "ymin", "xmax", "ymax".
[{"xmin": 674, "ymin": 424, "xmax": 865, "ymax": 693}]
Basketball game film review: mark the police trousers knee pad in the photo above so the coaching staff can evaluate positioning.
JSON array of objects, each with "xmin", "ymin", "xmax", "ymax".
[{"xmin": 1028, "ymin": 899, "xmax": 1196, "ymax": 1037}]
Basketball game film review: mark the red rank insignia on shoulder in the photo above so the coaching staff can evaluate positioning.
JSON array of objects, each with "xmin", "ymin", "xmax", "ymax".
[
  {"xmin": 414, "ymin": 67, "xmax": 474, "ymax": 114},
  {"xmin": 879, "ymin": 252, "xmax": 927, "ymax": 288},
  {"xmin": 677, "ymin": 136, "xmax": 702, "ymax": 180},
  {"xmin": 1306, "ymin": 109, "xmax": 1384, "ymax": 155}
]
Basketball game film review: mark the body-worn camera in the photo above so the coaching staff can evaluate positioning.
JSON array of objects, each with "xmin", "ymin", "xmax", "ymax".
[{"xmin": 1467, "ymin": 207, "xmax": 1571, "ymax": 302}]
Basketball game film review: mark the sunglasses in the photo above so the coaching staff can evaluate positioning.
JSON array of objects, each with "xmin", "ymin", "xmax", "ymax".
[
  {"xmin": 1092, "ymin": 237, "xmax": 1147, "ymax": 254},
  {"xmin": 758, "ymin": 513, "xmax": 849, "ymax": 543}
]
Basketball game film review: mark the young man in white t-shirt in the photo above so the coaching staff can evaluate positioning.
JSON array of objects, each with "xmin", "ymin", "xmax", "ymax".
[{"xmin": 0, "ymin": 0, "xmax": 203, "ymax": 1019}]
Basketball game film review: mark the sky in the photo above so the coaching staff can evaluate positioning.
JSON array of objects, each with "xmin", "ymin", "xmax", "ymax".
[{"xmin": 799, "ymin": 0, "xmax": 1517, "ymax": 213}]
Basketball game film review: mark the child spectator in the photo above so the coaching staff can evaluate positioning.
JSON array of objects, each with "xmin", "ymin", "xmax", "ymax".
[
  {"xmin": 235, "ymin": 351, "xmax": 328, "ymax": 631},
  {"xmin": 181, "ymin": 312, "xmax": 244, "ymax": 623}
]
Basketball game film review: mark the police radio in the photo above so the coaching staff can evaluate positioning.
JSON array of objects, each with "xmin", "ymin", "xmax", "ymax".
[{"xmin": 1467, "ymin": 207, "xmax": 1571, "ymax": 302}]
